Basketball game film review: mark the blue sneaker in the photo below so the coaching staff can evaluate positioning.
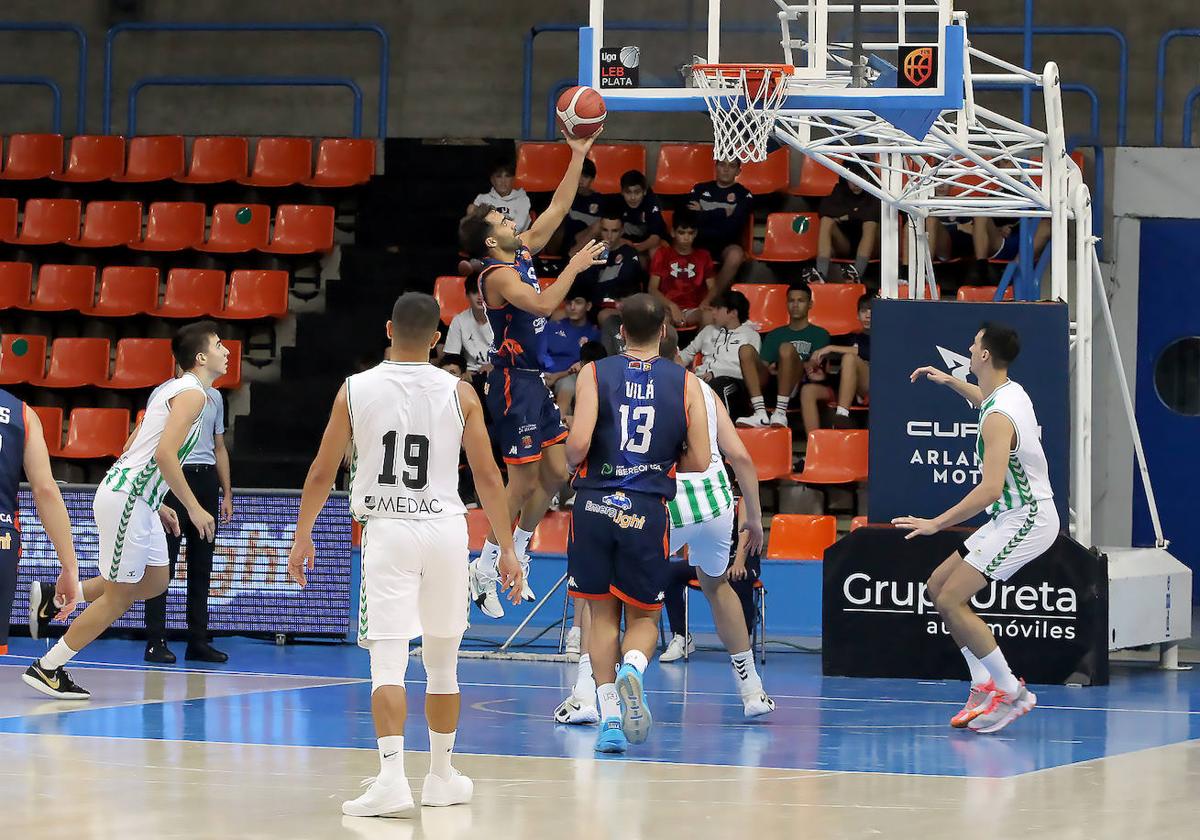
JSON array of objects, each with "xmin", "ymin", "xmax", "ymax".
[
  {"xmin": 594, "ymin": 717, "xmax": 628, "ymax": 753},
  {"xmin": 615, "ymin": 663, "xmax": 653, "ymax": 745}
]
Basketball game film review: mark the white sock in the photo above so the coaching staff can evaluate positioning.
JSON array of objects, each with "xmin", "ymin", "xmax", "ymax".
[
  {"xmin": 751, "ymin": 396, "xmax": 766, "ymax": 413},
  {"xmin": 730, "ymin": 650, "xmax": 762, "ymax": 696},
  {"xmin": 39, "ymin": 639, "xmax": 78, "ymax": 671},
  {"xmin": 377, "ymin": 735, "xmax": 405, "ymax": 782},
  {"xmin": 476, "ymin": 540, "xmax": 500, "ymax": 575},
  {"xmin": 597, "ymin": 683, "xmax": 620, "ymax": 720},
  {"xmin": 574, "ymin": 653, "xmax": 596, "ymax": 702},
  {"xmin": 623, "ymin": 649, "xmax": 648, "ymax": 674},
  {"xmin": 775, "ymin": 395, "xmax": 790, "ymax": 414},
  {"xmin": 980, "ymin": 646, "xmax": 1020, "ymax": 696},
  {"xmin": 961, "ymin": 646, "xmax": 990, "ymax": 686},
  {"xmin": 513, "ymin": 527, "xmax": 534, "ymax": 560},
  {"xmin": 428, "ymin": 730, "xmax": 456, "ymax": 780},
  {"xmin": 835, "ymin": 405, "xmax": 850, "ymax": 417}
]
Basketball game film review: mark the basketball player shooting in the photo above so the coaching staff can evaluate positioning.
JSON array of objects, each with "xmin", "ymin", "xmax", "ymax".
[
  {"xmin": 458, "ymin": 128, "xmax": 607, "ymax": 618},
  {"xmin": 893, "ymin": 323, "xmax": 1058, "ymax": 734}
]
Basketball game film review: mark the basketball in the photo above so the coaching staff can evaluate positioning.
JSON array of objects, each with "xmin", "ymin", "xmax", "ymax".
[{"xmin": 555, "ymin": 85, "xmax": 607, "ymax": 138}]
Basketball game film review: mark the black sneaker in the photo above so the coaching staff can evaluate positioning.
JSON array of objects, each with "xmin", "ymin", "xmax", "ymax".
[
  {"xmin": 185, "ymin": 641, "xmax": 228, "ymax": 663},
  {"xmin": 22, "ymin": 661, "xmax": 90, "ymax": 700},
  {"xmin": 27, "ymin": 581, "xmax": 56, "ymax": 640},
  {"xmin": 144, "ymin": 640, "xmax": 177, "ymax": 664}
]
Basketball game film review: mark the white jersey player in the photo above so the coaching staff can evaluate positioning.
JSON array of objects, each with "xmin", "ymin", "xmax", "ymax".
[
  {"xmin": 895, "ymin": 323, "xmax": 1058, "ymax": 735},
  {"xmin": 25, "ymin": 322, "xmax": 228, "ymax": 701},
  {"xmin": 288, "ymin": 292, "xmax": 522, "ymax": 819}
]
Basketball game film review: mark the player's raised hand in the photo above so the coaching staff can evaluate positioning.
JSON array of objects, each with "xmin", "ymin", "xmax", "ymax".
[
  {"xmin": 569, "ymin": 239, "xmax": 609, "ymax": 272},
  {"xmin": 741, "ymin": 517, "xmax": 765, "ymax": 557},
  {"xmin": 288, "ymin": 534, "xmax": 316, "ymax": 588},
  {"xmin": 563, "ymin": 126, "xmax": 603, "ymax": 155},
  {"xmin": 891, "ymin": 515, "xmax": 941, "ymax": 539},
  {"xmin": 911, "ymin": 365, "xmax": 952, "ymax": 385},
  {"xmin": 497, "ymin": 547, "xmax": 524, "ymax": 605}
]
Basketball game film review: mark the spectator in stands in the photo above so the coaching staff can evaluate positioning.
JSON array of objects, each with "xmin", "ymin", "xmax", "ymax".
[
  {"xmin": 800, "ymin": 292, "xmax": 872, "ymax": 431},
  {"xmin": 649, "ymin": 209, "xmax": 717, "ymax": 328},
  {"xmin": 441, "ymin": 271, "xmax": 494, "ymax": 382},
  {"xmin": 563, "ymin": 157, "xmax": 604, "ymax": 253},
  {"xmin": 809, "ymin": 169, "xmax": 881, "ymax": 283},
  {"xmin": 971, "ymin": 217, "xmax": 1052, "ymax": 282},
  {"xmin": 688, "ymin": 159, "xmax": 751, "ymax": 293},
  {"xmin": 579, "ymin": 213, "xmax": 646, "ymax": 338},
  {"xmin": 736, "ymin": 282, "xmax": 830, "ymax": 428},
  {"xmin": 468, "ymin": 159, "xmax": 531, "ymax": 233},
  {"xmin": 544, "ymin": 295, "xmax": 602, "ymax": 421},
  {"xmin": 681, "ymin": 290, "xmax": 760, "ymax": 415},
  {"xmin": 578, "ymin": 170, "xmax": 666, "ymax": 264}
]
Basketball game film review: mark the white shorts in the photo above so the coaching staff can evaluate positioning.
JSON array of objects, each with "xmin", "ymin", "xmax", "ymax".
[
  {"xmin": 357, "ymin": 515, "xmax": 469, "ymax": 647},
  {"xmin": 94, "ymin": 486, "xmax": 169, "ymax": 584},
  {"xmin": 962, "ymin": 500, "xmax": 1059, "ymax": 582},
  {"xmin": 669, "ymin": 505, "xmax": 735, "ymax": 578}
]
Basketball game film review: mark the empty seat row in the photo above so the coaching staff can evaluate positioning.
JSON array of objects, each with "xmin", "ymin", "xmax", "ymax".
[
  {"xmin": 29, "ymin": 406, "xmax": 130, "ymax": 460},
  {"xmin": 0, "ymin": 264, "xmax": 288, "ymax": 319},
  {"xmin": 0, "ymin": 134, "xmax": 375, "ymax": 187},
  {"xmin": 0, "ymin": 199, "xmax": 333, "ymax": 253},
  {"xmin": 736, "ymin": 426, "xmax": 869, "ymax": 485},
  {"xmin": 0, "ymin": 335, "xmax": 242, "ymax": 390}
]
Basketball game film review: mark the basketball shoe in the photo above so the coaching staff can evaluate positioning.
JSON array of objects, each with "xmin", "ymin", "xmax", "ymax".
[
  {"xmin": 615, "ymin": 663, "xmax": 653, "ymax": 744},
  {"xmin": 22, "ymin": 661, "xmax": 90, "ymax": 700},
  {"xmin": 950, "ymin": 680, "xmax": 995, "ymax": 728},
  {"xmin": 28, "ymin": 580, "xmax": 56, "ymax": 640},
  {"xmin": 342, "ymin": 776, "xmax": 416, "ymax": 818},
  {"xmin": 421, "ymin": 769, "xmax": 473, "ymax": 807},
  {"xmin": 968, "ymin": 680, "xmax": 1037, "ymax": 734},
  {"xmin": 594, "ymin": 717, "xmax": 628, "ymax": 753},
  {"xmin": 467, "ymin": 557, "xmax": 504, "ymax": 619},
  {"xmin": 554, "ymin": 692, "xmax": 600, "ymax": 725},
  {"xmin": 742, "ymin": 690, "xmax": 776, "ymax": 718}
]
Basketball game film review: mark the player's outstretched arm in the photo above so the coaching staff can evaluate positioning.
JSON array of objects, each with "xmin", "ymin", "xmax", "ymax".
[
  {"xmin": 156, "ymin": 389, "xmax": 215, "ymax": 542},
  {"xmin": 679, "ymin": 372, "xmax": 713, "ymax": 473},
  {"xmin": 288, "ymin": 384, "xmax": 352, "ymax": 587},
  {"xmin": 910, "ymin": 365, "xmax": 983, "ymax": 407},
  {"xmin": 22, "ymin": 408, "xmax": 80, "ymax": 619},
  {"xmin": 522, "ymin": 130, "xmax": 602, "ymax": 254},
  {"xmin": 458, "ymin": 382, "xmax": 522, "ymax": 604},
  {"xmin": 566, "ymin": 362, "xmax": 599, "ymax": 473},
  {"xmin": 489, "ymin": 242, "xmax": 607, "ymax": 318},
  {"xmin": 711, "ymin": 395, "xmax": 764, "ymax": 556}
]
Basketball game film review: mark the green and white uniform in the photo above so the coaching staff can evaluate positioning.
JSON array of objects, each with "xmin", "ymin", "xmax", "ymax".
[
  {"xmin": 95, "ymin": 373, "xmax": 207, "ymax": 582},
  {"xmin": 668, "ymin": 381, "xmax": 737, "ymax": 577},
  {"xmin": 962, "ymin": 379, "xmax": 1058, "ymax": 581}
]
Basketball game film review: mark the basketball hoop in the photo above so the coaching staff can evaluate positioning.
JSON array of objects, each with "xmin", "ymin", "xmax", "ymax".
[{"xmin": 691, "ymin": 63, "xmax": 794, "ymax": 162}]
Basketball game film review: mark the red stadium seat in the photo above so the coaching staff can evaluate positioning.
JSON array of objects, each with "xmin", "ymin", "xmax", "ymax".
[
  {"xmin": 757, "ymin": 212, "xmax": 819, "ymax": 262},
  {"xmin": 897, "ymin": 281, "xmax": 938, "ymax": 300},
  {"xmin": 850, "ymin": 515, "xmax": 869, "ymax": 531},
  {"xmin": 732, "ymin": 283, "xmax": 790, "ymax": 332},
  {"xmin": 0, "ymin": 198, "xmax": 17, "ymax": 241},
  {"xmin": 174, "ymin": 136, "xmax": 248, "ymax": 184},
  {"xmin": 433, "ymin": 276, "xmax": 469, "ymax": 322},
  {"xmin": 530, "ymin": 511, "xmax": 571, "ymax": 554},
  {"xmin": 52, "ymin": 135, "xmax": 126, "ymax": 182},
  {"xmin": 791, "ymin": 155, "xmax": 840, "ymax": 197},
  {"xmin": 260, "ymin": 204, "xmax": 335, "ymax": 254},
  {"xmin": 113, "ymin": 135, "xmax": 186, "ymax": 182},
  {"xmin": 467, "ymin": 508, "xmax": 491, "ymax": 553},
  {"xmin": 0, "ymin": 262, "xmax": 33, "ymax": 309},
  {"xmin": 59, "ymin": 408, "xmax": 130, "ymax": 459},
  {"xmin": 157, "ymin": 268, "xmax": 226, "ymax": 318},
  {"xmin": 4, "ymin": 198, "xmax": 80, "ymax": 245},
  {"xmin": 957, "ymin": 285, "xmax": 1014, "ymax": 302},
  {"xmin": 196, "ymin": 204, "xmax": 270, "ymax": 253},
  {"xmin": 87, "ymin": 266, "xmax": 160, "ymax": 317},
  {"xmin": 515, "ymin": 142, "xmax": 571, "ymax": 192},
  {"xmin": 129, "ymin": 202, "xmax": 206, "ymax": 252},
  {"xmin": 738, "ymin": 147, "xmax": 790, "ymax": 194},
  {"xmin": 789, "ymin": 430, "xmax": 869, "ymax": 485},
  {"xmin": 213, "ymin": 339, "xmax": 243, "ymax": 389},
  {"xmin": 0, "ymin": 334, "xmax": 47, "ymax": 385},
  {"xmin": 28, "ymin": 406, "xmax": 64, "ymax": 457},
  {"xmin": 766, "ymin": 514, "xmax": 838, "ymax": 560},
  {"xmin": 223, "ymin": 270, "xmax": 289, "ymax": 319},
  {"xmin": 736, "ymin": 427, "xmax": 793, "ymax": 481},
  {"xmin": 303, "ymin": 138, "xmax": 375, "ymax": 187},
  {"xmin": 0, "ymin": 134, "xmax": 63, "ymax": 180},
  {"xmin": 589, "ymin": 143, "xmax": 646, "ymax": 194},
  {"xmin": 238, "ymin": 137, "xmax": 313, "ymax": 187},
  {"xmin": 38, "ymin": 337, "xmax": 111, "ymax": 388},
  {"xmin": 23, "ymin": 265, "xmax": 96, "ymax": 313},
  {"xmin": 810, "ymin": 283, "xmax": 866, "ymax": 335},
  {"xmin": 653, "ymin": 143, "xmax": 715, "ymax": 195},
  {"xmin": 108, "ymin": 338, "xmax": 175, "ymax": 389},
  {"xmin": 72, "ymin": 201, "xmax": 143, "ymax": 248}
]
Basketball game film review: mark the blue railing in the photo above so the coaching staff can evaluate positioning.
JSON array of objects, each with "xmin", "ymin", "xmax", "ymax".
[
  {"xmin": 103, "ymin": 22, "xmax": 389, "ymax": 138},
  {"xmin": 1155, "ymin": 29, "xmax": 1200, "ymax": 145},
  {"xmin": 1182, "ymin": 87, "xmax": 1200, "ymax": 147},
  {"xmin": 0, "ymin": 22, "xmax": 86, "ymax": 134}
]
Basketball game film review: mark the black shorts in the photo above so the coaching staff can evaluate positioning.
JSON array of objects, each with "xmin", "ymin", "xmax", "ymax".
[
  {"xmin": 484, "ymin": 367, "xmax": 567, "ymax": 465},
  {"xmin": 568, "ymin": 488, "xmax": 670, "ymax": 610}
]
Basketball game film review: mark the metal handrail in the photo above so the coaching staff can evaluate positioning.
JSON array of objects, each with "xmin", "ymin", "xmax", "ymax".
[
  {"xmin": 1183, "ymin": 86, "xmax": 1200, "ymax": 146},
  {"xmin": 1157, "ymin": 30, "xmax": 1200, "ymax": 145},
  {"xmin": 0, "ymin": 76, "xmax": 63, "ymax": 134},
  {"xmin": 0, "ymin": 22, "xmax": 86, "ymax": 133}
]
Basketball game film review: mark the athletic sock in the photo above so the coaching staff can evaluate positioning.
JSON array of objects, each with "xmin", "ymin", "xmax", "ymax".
[
  {"xmin": 816, "ymin": 256, "xmax": 831, "ymax": 278},
  {"xmin": 597, "ymin": 683, "xmax": 620, "ymax": 720},
  {"xmin": 961, "ymin": 646, "xmax": 990, "ymax": 686},
  {"xmin": 750, "ymin": 396, "xmax": 766, "ymax": 413},
  {"xmin": 854, "ymin": 255, "xmax": 870, "ymax": 278},
  {"xmin": 428, "ymin": 730, "xmax": 456, "ymax": 780},
  {"xmin": 574, "ymin": 653, "xmax": 596, "ymax": 702},
  {"xmin": 39, "ymin": 639, "xmax": 77, "ymax": 671},
  {"xmin": 980, "ymin": 646, "xmax": 1020, "ymax": 696},
  {"xmin": 623, "ymin": 649, "xmax": 648, "ymax": 674},
  {"xmin": 377, "ymin": 735, "xmax": 406, "ymax": 782},
  {"xmin": 730, "ymin": 650, "xmax": 763, "ymax": 696},
  {"xmin": 775, "ymin": 394, "xmax": 790, "ymax": 414},
  {"xmin": 513, "ymin": 527, "xmax": 534, "ymax": 559},
  {"xmin": 476, "ymin": 540, "xmax": 500, "ymax": 576},
  {"xmin": 835, "ymin": 405, "xmax": 850, "ymax": 418}
]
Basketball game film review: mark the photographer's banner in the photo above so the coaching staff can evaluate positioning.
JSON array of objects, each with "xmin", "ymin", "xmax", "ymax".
[
  {"xmin": 869, "ymin": 300, "xmax": 1070, "ymax": 527},
  {"xmin": 823, "ymin": 527, "xmax": 1109, "ymax": 685}
]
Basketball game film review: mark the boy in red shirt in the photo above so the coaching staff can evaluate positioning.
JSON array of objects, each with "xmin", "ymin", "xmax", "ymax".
[{"xmin": 649, "ymin": 209, "xmax": 717, "ymax": 328}]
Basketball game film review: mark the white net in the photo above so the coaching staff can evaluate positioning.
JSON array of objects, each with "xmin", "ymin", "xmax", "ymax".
[{"xmin": 691, "ymin": 64, "xmax": 793, "ymax": 162}]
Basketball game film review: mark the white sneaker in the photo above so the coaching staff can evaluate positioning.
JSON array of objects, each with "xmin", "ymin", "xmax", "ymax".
[
  {"xmin": 968, "ymin": 681, "xmax": 1037, "ymax": 734},
  {"xmin": 742, "ymin": 691, "xmax": 776, "ymax": 718},
  {"xmin": 735, "ymin": 409, "xmax": 771, "ymax": 428},
  {"xmin": 467, "ymin": 559, "xmax": 504, "ymax": 619},
  {"xmin": 342, "ymin": 776, "xmax": 416, "ymax": 818},
  {"xmin": 768, "ymin": 410, "xmax": 788, "ymax": 427},
  {"xmin": 420, "ymin": 768, "xmax": 473, "ymax": 807},
  {"xmin": 659, "ymin": 633, "xmax": 695, "ymax": 663},
  {"xmin": 519, "ymin": 558, "xmax": 535, "ymax": 602},
  {"xmin": 554, "ymin": 692, "xmax": 600, "ymax": 725},
  {"xmin": 565, "ymin": 626, "xmax": 582, "ymax": 658}
]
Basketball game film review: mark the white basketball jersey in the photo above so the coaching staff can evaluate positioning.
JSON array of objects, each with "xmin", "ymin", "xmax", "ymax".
[
  {"xmin": 668, "ymin": 380, "xmax": 734, "ymax": 527},
  {"xmin": 976, "ymin": 379, "xmax": 1054, "ymax": 515},
  {"xmin": 346, "ymin": 361, "xmax": 467, "ymax": 523},
  {"xmin": 102, "ymin": 373, "xmax": 206, "ymax": 510}
]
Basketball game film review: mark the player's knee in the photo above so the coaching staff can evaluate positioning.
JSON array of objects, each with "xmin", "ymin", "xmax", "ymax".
[
  {"xmin": 738, "ymin": 343, "xmax": 758, "ymax": 362},
  {"xmin": 369, "ymin": 638, "xmax": 410, "ymax": 693},
  {"xmin": 934, "ymin": 590, "xmax": 965, "ymax": 616},
  {"xmin": 540, "ymin": 458, "xmax": 568, "ymax": 489},
  {"xmin": 723, "ymin": 245, "xmax": 746, "ymax": 266},
  {"xmin": 926, "ymin": 574, "xmax": 942, "ymax": 600},
  {"xmin": 421, "ymin": 636, "xmax": 460, "ymax": 694}
]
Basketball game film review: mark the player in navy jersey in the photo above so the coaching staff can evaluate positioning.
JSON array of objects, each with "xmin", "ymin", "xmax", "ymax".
[
  {"xmin": 566, "ymin": 294, "xmax": 711, "ymax": 754},
  {"xmin": 0, "ymin": 341, "xmax": 81, "ymax": 661},
  {"xmin": 458, "ymin": 129, "xmax": 608, "ymax": 617}
]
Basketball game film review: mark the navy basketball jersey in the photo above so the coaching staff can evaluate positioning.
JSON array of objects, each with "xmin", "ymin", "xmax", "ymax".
[
  {"xmin": 573, "ymin": 355, "xmax": 688, "ymax": 499},
  {"xmin": 0, "ymin": 389, "xmax": 26, "ymax": 531},
  {"xmin": 480, "ymin": 245, "xmax": 550, "ymax": 371}
]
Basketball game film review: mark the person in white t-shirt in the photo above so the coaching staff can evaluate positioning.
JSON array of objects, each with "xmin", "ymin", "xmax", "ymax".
[
  {"xmin": 441, "ymin": 271, "xmax": 494, "ymax": 378},
  {"xmin": 680, "ymin": 290, "xmax": 761, "ymax": 416},
  {"xmin": 468, "ymin": 160, "xmax": 531, "ymax": 233}
]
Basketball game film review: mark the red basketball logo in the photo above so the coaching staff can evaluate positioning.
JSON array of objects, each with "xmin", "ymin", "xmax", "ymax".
[{"xmin": 903, "ymin": 48, "xmax": 934, "ymax": 88}]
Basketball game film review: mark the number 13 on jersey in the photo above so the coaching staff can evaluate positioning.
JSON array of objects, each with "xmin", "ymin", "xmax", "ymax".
[{"xmin": 619, "ymin": 404, "xmax": 655, "ymax": 454}]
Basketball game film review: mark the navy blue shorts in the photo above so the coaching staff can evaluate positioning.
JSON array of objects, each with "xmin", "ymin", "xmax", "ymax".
[
  {"xmin": 485, "ymin": 367, "xmax": 567, "ymax": 465},
  {"xmin": 992, "ymin": 231, "xmax": 1020, "ymax": 261},
  {"xmin": 568, "ymin": 488, "xmax": 670, "ymax": 611},
  {"xmin": 0, "ymin": 527, "xmax": 18, "ymax": 650}
]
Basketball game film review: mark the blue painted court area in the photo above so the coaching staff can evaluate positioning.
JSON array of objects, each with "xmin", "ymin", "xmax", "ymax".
[{"xmin": 2, "ymin": 637, "xmax": 1198, "ymax": 779}]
